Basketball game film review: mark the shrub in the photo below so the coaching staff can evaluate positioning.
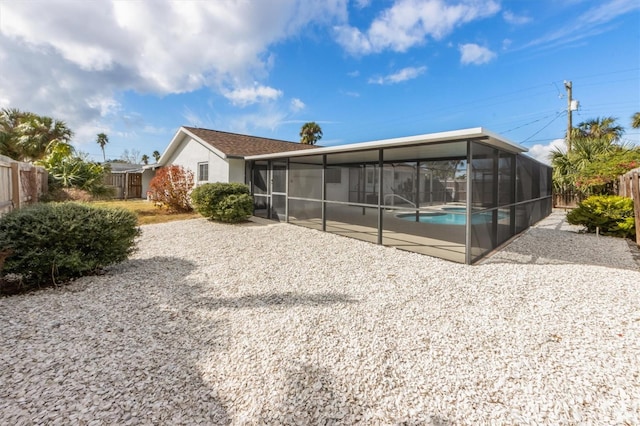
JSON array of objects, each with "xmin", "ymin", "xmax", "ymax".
[
  {"xmin": 0, "ymin": 202, "xmax": 140, "ymax": 288},
  {"xmin": 191, "ymin": 182, "xmax": 253, "ymax": 223},
  {"xmin": 148, "ymin": 165, "xmax": 194, "ymax": 212},
  {"xmin": 38, "ymin": 144, "xmax": 111, "ymax": 196},
  {"xmin": 567, "ymin": 195, "xmax": 635, "ymax": 239}
]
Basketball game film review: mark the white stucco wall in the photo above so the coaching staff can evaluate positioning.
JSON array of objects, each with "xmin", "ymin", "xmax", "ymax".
[
  {"xmin": 166, "ymin": 136, "xmax": 229, "ymax": 184},
  {"xmin": 227, "ymin": 158, "xmax": 246, "ymax": 184},
  {"xmin": 325, "ymin": 168, "xmax": 349, "ymax": 201}
]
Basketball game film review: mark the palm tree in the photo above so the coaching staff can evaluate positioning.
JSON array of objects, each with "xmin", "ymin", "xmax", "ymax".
[
  {"xmin": 300, "ymin": 122, "xmax": 323, "ymax": 145},
  {"xmin": 96, "ymin": 133, "xmax": 109, "ymax": 162},
  {"xmin": 152, "ymin": 150, "xmax": 161, "ymax": 162},
  {"xmin": 572, "ymin": 116, "xmax": 623, "ymax": 144},
  {"xmin": 0, "ymin": 109, "xmax": 73, "ymax": 162},
  {"xmin": 141, "ymin": 154, "xmax": 149, "ymax": 165},
  {"xmin": 0, "ymin": 108, "xmax": 29, "ymax": 160},
  {"xmin": 552, "ymin": 116, "xmax": 627, "ymax": 195},
  {"xmin": 15, "ymin": 115, "xmax": 73, "ymax": 162},
  {"xmin": 632, "ymin": 112, "xmax": 640, "ymax": 129}
]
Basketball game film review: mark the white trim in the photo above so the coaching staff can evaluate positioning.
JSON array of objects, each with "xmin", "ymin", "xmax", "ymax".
[
  {"xmin": 153, "ymin": 127, "xmax": 228, "ymax": 168},
  {"xmin": 246, "ymin": 127, "xmax": 526, "ymax": 160}
]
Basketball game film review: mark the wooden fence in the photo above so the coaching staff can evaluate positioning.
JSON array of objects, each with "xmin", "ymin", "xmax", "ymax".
[
  {"xmin": 553, "ymin": 190, "xmax": 582, "ymax": 210},
  {"xmin": 618, "ymin": 167, "xmax": 640, "ymax": 244},
  {"xmin": 0, "ymin": 154, "xmax": 48, "ymax": 215},
  {"xmin": 104, "ymin": 172, "xmax": 143, "ymax": 199}
]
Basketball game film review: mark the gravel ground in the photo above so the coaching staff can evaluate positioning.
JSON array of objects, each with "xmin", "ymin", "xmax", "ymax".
[{"xmin": 1, "ymin": 210, "xmax": 639, "ymax": 425}]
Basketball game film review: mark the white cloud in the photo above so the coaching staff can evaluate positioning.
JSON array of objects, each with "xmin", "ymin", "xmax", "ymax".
[
  {"xmin": 224, "ymin": 84, "xmax": 283, "ymax": 107},
  {"xmin": 503, "ymin": 11, "xmax": 531, "ymax": 25},
  {"xmin": 522, "ymin": 0, "xmax": 640, "ymax": 50},
  {"xmin": 368, "ymin": 66, "xmax": 427, "ymax": 84},
  {"xmin": 528, "ymin": 138, "xmax": 565, "ymax": 165},
  {"xmin": 290, "ymin": 98, "xmax": 306, "ymax": 112},
  {"xmin": 0, "ymin": 0, "xmax": 349, "ymax": 143},
  {"xmin": 335, "ymin": 0, "xmax": 500, "ymax": 55},
  {"xmin": 459, "ymin": 43, "xmax": 497, "ymax": 65}
]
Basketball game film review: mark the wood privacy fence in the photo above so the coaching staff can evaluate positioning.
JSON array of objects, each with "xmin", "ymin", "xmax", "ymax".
[
  {"xmin": 617, "ymin": 167, "xmax": 640, "ymax": 244},
  {"xmin": 0, "ymin": 154, "xmax": 48, "ymax": 215},
  {"xmin": 553, "ymin": 190, "xmax": 582, "ymax": 209},
  {"xmin": 103, "ymin": 172, "xmax": 143, "ymax": 199}
]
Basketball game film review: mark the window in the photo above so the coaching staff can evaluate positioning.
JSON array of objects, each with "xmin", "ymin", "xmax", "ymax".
[{"xmin": 198, "ymin": 162, "xmax": 209, "ymax": 182}]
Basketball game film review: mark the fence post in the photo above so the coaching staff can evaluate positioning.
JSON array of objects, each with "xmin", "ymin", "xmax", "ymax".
[
  {"xmin": 10, "ymin": 163, "xmax": 20, "ymax": 210},
  {"xmin": 632, "ymin": 171, "xmax": 640, "ymax": 247},
  {"xmin": 124, "ymin": 172, "xmax": 129, "ymax": 200}
]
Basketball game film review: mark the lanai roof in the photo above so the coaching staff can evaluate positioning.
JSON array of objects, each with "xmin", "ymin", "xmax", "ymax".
[{"xmin": 246, "ymin": 127, "xmax": 528, "ymax": 164}]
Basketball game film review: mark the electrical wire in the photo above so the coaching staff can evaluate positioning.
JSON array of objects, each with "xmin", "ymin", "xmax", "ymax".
[{"xmin": 520, "ymin": 111, "xmax": 566, "ymax": 144}]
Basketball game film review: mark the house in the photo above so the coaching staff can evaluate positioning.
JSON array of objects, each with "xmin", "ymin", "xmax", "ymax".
[
  {"xmin": 150, "ymin": 125, "xmax": 553, "ymax": 264},
  {"xmin": 142, "ymin": 126, "xmax": 318, "ymax": 196}
]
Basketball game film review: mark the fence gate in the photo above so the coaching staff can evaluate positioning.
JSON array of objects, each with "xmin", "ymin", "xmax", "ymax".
[
  {"xmin": 127, "ymin": 173, "xmax": 142, "ymax": 198},
  {"xmin": 104, "ymin": 172, "xmax": 143, "ymax": 199}
]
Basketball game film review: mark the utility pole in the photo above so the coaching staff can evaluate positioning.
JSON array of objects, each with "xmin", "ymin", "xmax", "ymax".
[{"xmin": 564, "ymin": 80, "xmax": 573, "ymax": 152}]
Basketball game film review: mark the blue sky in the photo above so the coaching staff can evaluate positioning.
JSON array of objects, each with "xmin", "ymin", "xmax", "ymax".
[{"xmin": 0, "ymin": 0, "xmax": 638, "ymax": 164}]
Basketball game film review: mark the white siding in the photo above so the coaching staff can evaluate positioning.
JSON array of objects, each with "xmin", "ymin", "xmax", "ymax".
[{"xmin": 167, "ymin": 136, "xmax": 229, "ymax": 183}]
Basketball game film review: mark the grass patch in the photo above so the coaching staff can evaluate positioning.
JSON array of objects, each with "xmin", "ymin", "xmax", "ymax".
[{"xmin": 90, "ymin": 199, "xmax": 201, "ymax": 225}]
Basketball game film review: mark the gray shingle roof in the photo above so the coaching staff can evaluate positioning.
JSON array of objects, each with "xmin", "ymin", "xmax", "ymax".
[{"xmin": 183, "ymin": 127, "xmax": 319, "ymax": 157}]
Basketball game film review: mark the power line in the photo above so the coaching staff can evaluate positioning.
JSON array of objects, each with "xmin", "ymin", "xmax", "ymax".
[
  {"xmin": 500, "ymin": 112, "xmax": 562, "ymax": 134},
  {"xmin": 520, "ymin": 111, "xmax": 566, "ymax": 144}
]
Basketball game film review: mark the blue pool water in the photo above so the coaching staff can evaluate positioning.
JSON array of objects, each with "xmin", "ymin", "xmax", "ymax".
[{"xmin": 396, "ymin": 208, "xmax": 506, "ymax": 225}]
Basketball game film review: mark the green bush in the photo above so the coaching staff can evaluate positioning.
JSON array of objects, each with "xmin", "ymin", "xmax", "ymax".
[
  {"xmin": 0, "ymin": 202, "xmax": 140, "ymax": 288},
  {"xmin": 567, "ymin": 195, "xmax": 635, "ymax": 239},
  {"xmin": 191, "ymin": 182, "xmax": 253, "ymax": 223}
]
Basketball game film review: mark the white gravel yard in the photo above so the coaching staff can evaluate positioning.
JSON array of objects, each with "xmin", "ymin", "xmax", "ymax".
[{"xmin": 1, "ymin": 210, "xmax": 639, "ymax": 424}]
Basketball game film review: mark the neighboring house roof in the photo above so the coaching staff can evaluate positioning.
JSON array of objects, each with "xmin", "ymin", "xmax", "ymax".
[
  {"xmin": 105, "ymin": 162, "xmax": 144, "ymax": 173},
  {"xmin": 147, "ymin": 126, "xmax": 319, "ymax": 170}
]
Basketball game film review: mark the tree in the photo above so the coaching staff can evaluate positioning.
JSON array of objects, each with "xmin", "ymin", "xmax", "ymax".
[
  {"xmin": 141, "ymin": 154, "xmax": 150, "ymax": 165},
  {"xmin": 37, "ymin": 142, "xmax": 109, "ymax": 195},
  {"xmin": 551, "ymin": 116, "xmax": 638, "ymax": 196},
  {"xmin": 0, "ymin": 108, "xmax": 28, "ymax": 160},
  {"xmin": 632, "ymin": 112, "xmax": 640, "ymax": 129},
  {"xmin": 96, "ymin": 133, "xmax": 109, "ymax": 162},
  {"xmin": 571, "ymin": 116, "xmax": 623, "ymax": 144},
  {"xmin": 0, "ymin": 109, "xmax": 73, "ymax": 162},
  {"xmin": 152, "ymin": 150, "xmax": 161, "ymax": 162},
  {"xmin": 300, "ymin": 122, "xmax": 323, "ymax": 145},
  {"xmin": 120, "ymin": 149, "xmax": 141, "ymax": 164}
]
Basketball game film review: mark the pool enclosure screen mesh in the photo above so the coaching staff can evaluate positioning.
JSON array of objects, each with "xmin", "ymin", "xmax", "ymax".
[{"xmin": 248, "ymin": 135, "xmax": 552, "ymax": 264}]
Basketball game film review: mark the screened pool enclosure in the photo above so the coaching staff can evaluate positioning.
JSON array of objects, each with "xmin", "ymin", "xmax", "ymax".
[{"xmin": 246, "ymin": 128, "xmax": 552, "ymax": 264}]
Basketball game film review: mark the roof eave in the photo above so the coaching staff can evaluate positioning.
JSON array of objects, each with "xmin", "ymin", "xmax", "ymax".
[{"xmin": 246, "ymin": 127, "xmax": 527, "ymax": 161}]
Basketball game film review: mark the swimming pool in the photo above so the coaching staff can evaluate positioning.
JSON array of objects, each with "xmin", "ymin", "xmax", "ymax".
[{"xmin": 396, "ymin": 207, "xmax": 507, "ymax": 225}]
